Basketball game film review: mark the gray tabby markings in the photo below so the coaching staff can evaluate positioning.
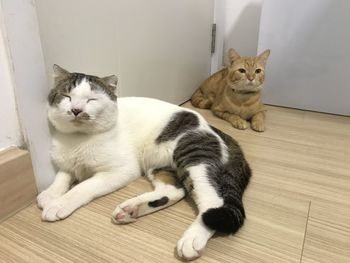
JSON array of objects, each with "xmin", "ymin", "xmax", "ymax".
[
  {"xmin": 173, "ymin": 131, "xmax": 222, "ymax": 168},
  {"xmin": 49, "ymin": 72, "xmax": 117, "ymax": 106},
  {"xmin": 156, "ymin": 111, "xmax": 199, "ymax": 143}
]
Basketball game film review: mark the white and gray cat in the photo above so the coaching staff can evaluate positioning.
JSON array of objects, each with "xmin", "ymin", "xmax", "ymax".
[{"xmin": 37, "ymin": 65, "xmax": 251, "ymax": 260}]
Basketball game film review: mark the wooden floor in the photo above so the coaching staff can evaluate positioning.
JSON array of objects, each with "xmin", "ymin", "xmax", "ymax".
[{"xmin": 0, "ymin": 103, "xmax": 349, "ymax": 262}]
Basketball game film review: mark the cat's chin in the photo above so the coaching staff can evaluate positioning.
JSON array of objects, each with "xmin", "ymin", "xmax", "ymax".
[
  {"xmin": 69, "ymin": 119, "xmax": 86, "ymax": 126},
  {"xmin": 50, "ymin": 119, "xmax": 115, "ymax": 134},
  {"xmin": 230, "ymin": 84, "xmax": 263, "ymax": 94}
]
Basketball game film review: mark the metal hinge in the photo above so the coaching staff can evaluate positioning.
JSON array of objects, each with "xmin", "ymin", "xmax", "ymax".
[{"xmin": 211, "ymin": 23, "xmax": 216, "ymax": 54}]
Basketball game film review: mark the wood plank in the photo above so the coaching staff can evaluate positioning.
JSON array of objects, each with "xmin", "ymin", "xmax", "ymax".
[
  {"xmin": 302, "ymin": 201, "xmax": 350, "ymax": 263},
  {"xmin": 0, "ymin": 147, "xmax": 37, "ymax": 221}
]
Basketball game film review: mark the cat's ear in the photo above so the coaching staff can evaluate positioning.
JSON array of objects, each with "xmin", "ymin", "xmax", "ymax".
[
  {"xmin": 101, "ymin": 75, "xmax": 118, "ymax": 91},
  {"xmin": 228, "ymin": 48, "xmax": 241, "ymax": 63},
  {"xmin": 257, "ymin": 49, "xmax": 270, "ymax": 65},
  {"xmin": 53, "ymin": 64, "xmax": 70, "ymax": 78}
]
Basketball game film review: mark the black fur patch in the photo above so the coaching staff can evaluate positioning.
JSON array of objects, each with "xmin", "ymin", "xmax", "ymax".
[
  {"xmin": 156, "ymin": 111, "xmax": 199, "ymax": 143},
  {"xmin": 202, "ymin": 205, "xmax": 245, "ymax": 234},
  {"xmin": 148, "ymin": 196, "xmax": 169, "ymax": 208}
]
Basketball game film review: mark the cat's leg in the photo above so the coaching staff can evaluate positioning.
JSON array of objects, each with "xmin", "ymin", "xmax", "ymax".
[
  {"xmin": 191, "ymin": 88, "xmax": 212, "ymax": 109},
  {"xmin": 41, "ymin": 170, "xmax": 140, "ymax": 222},
  {"xmin": 251, "ymin": 111, "xmax": 266, "ymax": 132},
  {"xmin": 112, "ymin": 168, "xmax": 185, "ymax": 224},
  {"xmin": 177, "ymin": 164, "xmax": 222, "ymax": 260},
  {"xmin": 213, "ymin": 110, "xmax": 248, "ymax": 130},
  {"xmin": 37, "ymin": 171, "xmax": 74, "ymax": 209}
]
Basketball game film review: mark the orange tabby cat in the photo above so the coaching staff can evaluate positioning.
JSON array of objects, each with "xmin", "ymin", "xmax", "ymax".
[{"xmin": 191, "ymin": 48, "xmax": 270, "ymax": 132}]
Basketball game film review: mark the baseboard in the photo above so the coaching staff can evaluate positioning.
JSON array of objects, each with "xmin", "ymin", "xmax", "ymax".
[{"xmin": 0, "ymin": 147, "xmax": 37, "ymax": 222}]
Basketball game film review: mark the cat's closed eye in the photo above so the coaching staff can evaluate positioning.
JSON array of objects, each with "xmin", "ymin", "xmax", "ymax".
[
  {"xmin": 238, "ymin": 68, "xmax": 246, "ymax": 73},
  {"xmin": 255, "ymin": 69, "xmax": 262, "ymax": 74},
  {"xmin": 61, "ymin": 94, "xmax": 71, "ymax": 101},
  {"xmin": 87, "ymin": 98, "xmax": 98, "ymax": 103}
]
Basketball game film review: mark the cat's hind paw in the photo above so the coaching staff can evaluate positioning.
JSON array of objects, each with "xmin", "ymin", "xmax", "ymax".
[
  {"xmin": 177, "ymin": 231, "xmax": 208, "ymax": 260},
  {"xmin": 112, "ymin": 205, "xmax": 138, "ymax": 224}
]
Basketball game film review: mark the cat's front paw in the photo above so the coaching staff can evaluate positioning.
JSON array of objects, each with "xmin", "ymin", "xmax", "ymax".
[
  {"xmin": 41, "ymin": 197, "xmax": 77, "ymax": 222},
  {"xmin": 112, "ymin": 205, "xmax": 138, "ymax": 224},
  {"xmin": 251, "ymin": 119, "xmax": 265, "ymax": 132},
  {"xmin": 231, "ymin": 118, "xmax": 248, "ymax": 130},
  {"xmin": 37, "ymin": 190, "xmax": 59, "ymax": 210}
]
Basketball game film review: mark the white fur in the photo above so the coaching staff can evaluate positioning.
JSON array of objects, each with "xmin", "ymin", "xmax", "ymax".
[
  {"xmin": 177, "ymin": 217, "xmax": 215, "ymax": 260},
  {"xmin": 41, "ymin": 81, "xmax": 206, "ymax": 221},
  {"xmin": 39, "ymin": 80, "xmax": 229, "ymax": 259},
  {"xmin": 186, "ymin": 164, "xmax": 224, "ymax": 211},
  {"xmin": 112, "ymin": 181, "xmax": 185, "ymax": 224},
  {"xmin": 175, "ymin": 164, "xmax": 223, "ymax": 259},
  {"xmin": 48, "ymin": 79, "xmax": 117, "ymax": 134}
]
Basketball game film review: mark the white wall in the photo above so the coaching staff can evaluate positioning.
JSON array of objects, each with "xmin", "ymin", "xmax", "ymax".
[
  {"xmin": 1, "ymin": 0, "xmax": 53, "ymax": 191},
  {"xmin": 211, "ymin": 0, "xmax": 263, "ymax": 72},
  {"xmin": 258, "ymin": 0, "xmax": 350, "ymax": 115},
  {"xmin": 0, "ymin": 6, "xmax": 22, "ymax": 150},
  {"xmin": 35, "ymin": 0, "xmax": 213, "ymax": 105}
]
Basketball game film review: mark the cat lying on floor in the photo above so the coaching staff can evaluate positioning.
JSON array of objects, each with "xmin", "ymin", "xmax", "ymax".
[
  {"xmin": 191, "ymin": 48, "xmax": 270, "ymax": 132},
  {"xmin": 37, "ymin": 65, "xmax": 251, "ymax": 260}
]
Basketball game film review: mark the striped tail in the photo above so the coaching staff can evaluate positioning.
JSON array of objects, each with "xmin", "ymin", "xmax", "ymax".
[{"xmin": 203, "ymin": 126, "xmax": 252, "ymax": 234}]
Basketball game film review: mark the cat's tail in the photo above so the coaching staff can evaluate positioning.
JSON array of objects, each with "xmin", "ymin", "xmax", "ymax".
[
  {"xmin": 202, "ymin": 199, "xmax": 246, "ymax": 234},
  {"xmin": 200, "ymin": 126, "xmax": 252, "ymax": 234},
  {"xmin": 190, "ymin": 88, "xmax": 212, "ymax": 109},
  {"xmin": 202, "ymin": 145, "xmax": 251, "ymax": 234}
]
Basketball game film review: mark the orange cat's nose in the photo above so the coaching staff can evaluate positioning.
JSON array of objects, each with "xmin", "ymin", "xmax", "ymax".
[{"xmin": 248, "ymin": 76, "xmax": 254, "ymax": 81}]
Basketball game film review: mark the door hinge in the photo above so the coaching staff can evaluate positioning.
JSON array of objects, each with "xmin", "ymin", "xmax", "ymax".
[{"xmin": 211, "ymin": 23, "xmax": 216, "ymax": 54}]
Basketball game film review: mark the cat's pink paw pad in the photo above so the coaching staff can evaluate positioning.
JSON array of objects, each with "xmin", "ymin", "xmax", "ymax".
[{"xmin": 112, "ymin": 205, "xmax": 138, "ymax": 224}]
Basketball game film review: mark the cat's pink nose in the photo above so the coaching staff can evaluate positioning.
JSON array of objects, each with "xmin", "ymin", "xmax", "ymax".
[{"xmin": 71, "ymin": 108, "xmax": 82, "ymax": 116}]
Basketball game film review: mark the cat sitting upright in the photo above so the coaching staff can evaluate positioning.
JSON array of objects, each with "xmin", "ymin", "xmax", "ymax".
[
  {"xmin": 37, "ymin": 65, "xmax": 251, "ymax": 260},
  {"xmin": 191, "ymin": 48, "xmax": 270, "ymax": 132}
]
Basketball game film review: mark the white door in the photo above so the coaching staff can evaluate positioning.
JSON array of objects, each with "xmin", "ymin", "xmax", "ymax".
[
  {"xmin": 258, "ymin": 0, "xmax": 350, "ymax": 115},
  {"xmin": 35, "ymin": 0, "xmax": 214, "ymax": 104}
]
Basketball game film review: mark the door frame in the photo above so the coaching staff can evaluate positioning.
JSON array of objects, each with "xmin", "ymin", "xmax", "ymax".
[
  {"xmin": 1, "ymin": 0, "xmax": 55, "ymax": 192},
  {"xmin": 210, "ymin": 0, "xmax": 225, "ymax": 74}
]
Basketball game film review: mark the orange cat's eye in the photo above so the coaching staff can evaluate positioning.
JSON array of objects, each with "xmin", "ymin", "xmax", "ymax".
[
  {"xmin": 238, "ymin": 68, "xmax": 246, "ymax": 73},
  {"xmin": 255, "ymin": 69, "xmax": 262, "ymax": 74}
]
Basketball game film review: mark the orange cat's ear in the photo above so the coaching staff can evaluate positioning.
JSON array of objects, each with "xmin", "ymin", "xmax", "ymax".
[
  {"xmin": 258, "ymin": 49, "xmax": 271, "ymax": 65},
  {"xmin": 228, "ymin": 48, "xmax": 240, "ymax": 64}
]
